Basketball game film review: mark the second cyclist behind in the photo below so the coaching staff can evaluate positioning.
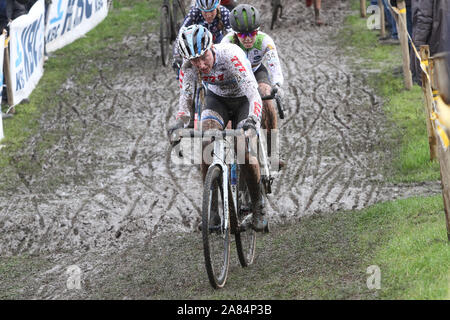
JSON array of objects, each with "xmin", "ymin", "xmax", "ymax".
[{"xmin": 221, "ymin": 4, "xmax": 285, "ymax": 167}]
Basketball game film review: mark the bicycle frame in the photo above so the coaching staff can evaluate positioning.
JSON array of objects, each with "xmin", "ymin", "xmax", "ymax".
[
  {"xmin": 207, "ymin": 131, "xmax": 238, "ymax": 231},
  {"xmin": 207, "ymin": 129, "xmax": 271, "ymax": 231},
  {"xmin": 194, "ymin": 83, "xmax": 206, "ymax": 130}
]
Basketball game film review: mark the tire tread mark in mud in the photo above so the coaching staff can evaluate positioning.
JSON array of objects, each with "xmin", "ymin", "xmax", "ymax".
[
  {"xmin": 282, "ymin": 134, "xmax": 310, "ymax": 194},
  {"xmin": 99, "ymin": 69, "xmax": 114, "ymax": 91},
  {"xmin": 130, "ymin": 120, "xmax": 151, "ymax": 162},
  {"xmin": 333, "ymin": 168, "xmax": 357, "ymax": 205},
  {"xmin": 164, "ymin": 147, "xmax": 202, "ymax": 215},
  {"xmin": 332, "ymin": 108, "xmax": 350, "ymax": 130},
  {"xmin": 54, "ymin": 198, "xmax": 91, "ymax": 249},
  {"xmin": 304, "ymin": 162, "xmax": 346, "ymax": 212},
  {"xmin": 319, "ymin": 111, "xmax": 368, "ymax": 171},
  {"xmin": 115, "ymin": 195, "xmax": 142, "ymax": 238}
]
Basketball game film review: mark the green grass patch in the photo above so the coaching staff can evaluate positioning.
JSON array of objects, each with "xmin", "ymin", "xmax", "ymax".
[
  {"xmin": 338, "ymin": 1, "xmax": 440, "ymax": 183},
  {"xmin": 334, "ymin": 3, "xmax": 449, "ymax": 299},
  {"xmin": 356, "ymin": 195, "xmax": 449, "ymax": 299},
  {"xmin": 0, "ymin": 0, "xmax": 159, "ymax": 190},
  {"xmin": 0, "ymin": 255, "xmax": 51, "ymax": 299}
]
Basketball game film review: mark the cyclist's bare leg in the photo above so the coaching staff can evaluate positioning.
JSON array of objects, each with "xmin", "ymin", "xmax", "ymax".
[
  {"xmin": 201, "ymin": 118, "xmax": 261, "ymax": 185},
  {"xmin": 201, "ymin": 117, "xmax": 264, "ymax": 229},
  {"xmin": 259, "ymin": 82, "xmax": 277, "ymax": 157},
  {"xmin": 240, "ymin": 136, "xmax": 262, "ymax": 213},
  {"xmin": 314, "ymin": 0, "xmax": 323, "ymax": 25},
  {"xmin": 201, "ymin": 119, "xmax": 223, "ymax": 182}
]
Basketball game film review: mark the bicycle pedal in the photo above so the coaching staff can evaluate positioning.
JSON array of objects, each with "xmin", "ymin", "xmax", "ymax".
[
  {"xmin": 263, "ymin": 222, "xmax": 270, "ymax": 234},
  {"xmin": 252, "ymin": 222, "xmax": 270, "ymax": 234},
  {"xmin": 198, "ymin": 223, "xmax": 221, "ymax": 234},
  {"xmin": 209, "ymin": 225, "xmax": 221, "ymax": 234},
  {"xmin": 238, "ymin": 215, "xmax": 253, "ymax": 233}
]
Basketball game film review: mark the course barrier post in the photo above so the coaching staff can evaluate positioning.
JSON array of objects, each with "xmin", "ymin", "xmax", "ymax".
[
  {"xmin": 431, "ymin": 53, "xmax": 450, "ymax": 241},
  {"xmin": 3, "ymin": 37, "xmax": 13, "ymax": 108},
  {"xmin": 360, "ymin": 0, "xmax": 367, "ymax": 18},
  {"xmin": 377, "ymin": 0, "xmax": 385, "ymax": 38},
  {"xmin": 420, "ymin": 45, "xmax": 438, "ymax": 161},
  {"xmin": 393, "ymin": 0, "xmax": 412, "ymax": 90}
]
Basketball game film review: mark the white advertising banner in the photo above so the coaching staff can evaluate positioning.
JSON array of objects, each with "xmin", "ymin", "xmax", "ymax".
[
  {"xmin": 0, "ymin": 33, "xmax": 5, "ymax": 141},
  {"xmin": 10, "ymin": 0, "xmax": 45, "ymax": 106},
  {"xmin": 46, "ymin": 0, "xmax": 108, "ymax": 53}
]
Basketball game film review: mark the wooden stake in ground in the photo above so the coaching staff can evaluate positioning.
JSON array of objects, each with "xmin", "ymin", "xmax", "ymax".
[
  {"xmin": 393, "ymin": 0, "xmax": 413, "ymax": 90},
  {"xmin": 360, "ymin": 0, "xmax": 366, "ymax": 18},
  {"xmin": 378, "ymin": 0, "xmax": 386, "ymax": 38},
  {"xmin": 3, "ymin": 37, "xmax": 14, "ymax": 107},
  {"xmin": 437, "ymin": 140, "xmax": 450, "ymax": 241},
  {"xmin": 432, "ymin": 54, "xmax": 450, "ymax": 241},
  {"xmin": 420, "ymin": 45, "xmax": 438, "ymax": 161}
]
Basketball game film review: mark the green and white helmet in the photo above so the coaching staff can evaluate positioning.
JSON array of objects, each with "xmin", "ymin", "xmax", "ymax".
[{"xmin": 230, "ymin": 4, "xmax": 261, "ymax": 33}]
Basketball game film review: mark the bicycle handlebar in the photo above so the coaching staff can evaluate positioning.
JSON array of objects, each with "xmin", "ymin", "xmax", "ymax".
[
  {"xmin": 260, "ymin": 87, "xmax": 278, "ymax": 100},
  {"xmin": 260, "ymin": 87, "xmax": 285, "ymax": 120},
  {"xmin": 178, "ymin": 129, "xmax": 246, "ymax": 139}
]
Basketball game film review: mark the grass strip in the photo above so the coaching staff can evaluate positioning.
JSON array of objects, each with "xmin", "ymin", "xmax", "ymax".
[{"xmin": 339, "ymin": 2, "xmax": 440, "ymax": 183}]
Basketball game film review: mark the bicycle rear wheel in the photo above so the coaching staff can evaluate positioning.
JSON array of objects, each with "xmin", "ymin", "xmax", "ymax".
[
  {"xmin": 235, "ymin": 166, "xmax": 256, "ymax": 267},
  {"xmin": 270, "ymin": 0, "xmax": 281, "ymax": 30},
  {"xmin": 172, "ymin": 0, "xmax": 186, "ymax": 40},
  {"xmin": 159, "ymin": 5, "xmax": 171, "ymax": 66},
  {"xmin": 202, "ymin": 165, "xmax": 231, "ymax": 289}
]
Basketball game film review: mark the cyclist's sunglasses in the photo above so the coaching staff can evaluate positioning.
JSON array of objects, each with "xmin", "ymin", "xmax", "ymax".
[{"xmin": 236, "ymin": 30, "xmax": 258, "ymax": 38}]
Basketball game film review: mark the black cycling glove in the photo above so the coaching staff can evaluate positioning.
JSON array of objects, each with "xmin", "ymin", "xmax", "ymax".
[{"xmin": 167, "ymin": 120, "xmax": 185, "ymax": 147}]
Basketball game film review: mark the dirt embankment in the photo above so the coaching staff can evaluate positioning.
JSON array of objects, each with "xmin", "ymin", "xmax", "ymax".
[{"xmin": 0, "ymin": 0, "xmax": 441, "ymax": 299}]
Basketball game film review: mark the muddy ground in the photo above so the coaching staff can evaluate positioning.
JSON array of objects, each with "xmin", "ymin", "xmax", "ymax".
[{"xmin": 0, "ymin": 0, "xmax": 441, "ymax": 299}]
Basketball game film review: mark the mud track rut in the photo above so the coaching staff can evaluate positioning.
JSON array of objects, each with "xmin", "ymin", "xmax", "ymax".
[{"xmin": 0, "ymin": 0, "xmax": 441, "ymax": 298}]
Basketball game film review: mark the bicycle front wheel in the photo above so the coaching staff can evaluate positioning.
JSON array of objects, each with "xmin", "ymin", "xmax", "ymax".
[
  {"xmin": 202, "ymin": 165, "xmax": 231, "ymax": 289},
  {"xmin": 159, "ymin": 5, "xmax": 171, "ymax": 66},
  {"xmin": 235, "ymin": 167, "xmax": 256, "ymax": 267}
]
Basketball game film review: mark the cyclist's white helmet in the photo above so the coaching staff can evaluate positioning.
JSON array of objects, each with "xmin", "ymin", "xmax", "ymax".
[
  {"xmin": 196, "ymin": 0, "xmax": 220, "ymax": 12},
  {"xmin": 177, "ymin": 25, "xmax": 213, "ymax": 60}
]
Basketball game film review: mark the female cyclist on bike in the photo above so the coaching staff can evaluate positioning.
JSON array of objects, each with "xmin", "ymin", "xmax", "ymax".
[
  {"xmin": 222, "ymin": 4, "xmax": 285, "ymax": 165},
  {"xmin": 168, "ymin": 25, "xmax": 269, "ymax": 231}
]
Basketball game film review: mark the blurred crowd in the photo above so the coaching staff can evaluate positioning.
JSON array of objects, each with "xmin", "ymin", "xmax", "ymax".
[
  {"xmin": 0, "ymin": 0, "xmax": 51, "ymax": 35},
  {"xmin": 0, "ymin": 0, "xmax": 51, "ymax": 33},
  {"xmin": 0, "ymin": 0, "xmax": 51, "ymax": 118},
  {"xmin": 370, "ymin": 0, "xmax": 449, "ymax": 93}
]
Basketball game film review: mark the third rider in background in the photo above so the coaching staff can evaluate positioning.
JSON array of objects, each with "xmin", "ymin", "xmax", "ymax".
[{"xmin": 306, "ymin": 0, "xmax": 323, "ymax": 26}]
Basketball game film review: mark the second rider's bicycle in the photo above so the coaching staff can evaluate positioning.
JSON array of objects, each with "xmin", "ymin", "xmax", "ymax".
[
  {"xmin": 159, "ymin": 0, "xmax": 187, "ymax": 66},
  {"xmin": 177, "ymin": 89, "xmax": 281, "ymax": 288},
  {"xmin": 270, "ymin": 0, "xmax": 283, "ymax": 30}
]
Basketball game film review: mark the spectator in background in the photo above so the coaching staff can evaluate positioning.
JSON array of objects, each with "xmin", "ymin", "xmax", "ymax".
[
  {"xmin": 436, "ymin": 6, "xmax": 450, "ymax": 104},
  {"xmin": 0, "ymin": 0, "xmax": 27, "ymax": 33},
  {"xmin": 411, "ymin": 0, "xmax": 450, "ymax": 85},
  {"xmin": 24, "ymin": 0, "xmax": 35, "ymax": 11},
  {"xmin": 445, "ymin": 10, "xmax": 450, "ymax": 104},
  {"xmin": 380, "ymin": 0, "xmax": 399, "ymax": 44},
  {"xmin": 0, "ymin": 0, "xmax": 27, "ymax": 114},
  {"xmin": 0, "ymin": 0, "xmax": 7, "ymax": 32},
  {"xmin": 405, "ymin": 0, "xmax": 412, "ymax": 36}
]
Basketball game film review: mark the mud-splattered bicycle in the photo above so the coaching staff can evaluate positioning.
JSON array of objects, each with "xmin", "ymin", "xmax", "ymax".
[{"xmin": 172, "ymin": 88, "xmax": 282, "ymax": 288}]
